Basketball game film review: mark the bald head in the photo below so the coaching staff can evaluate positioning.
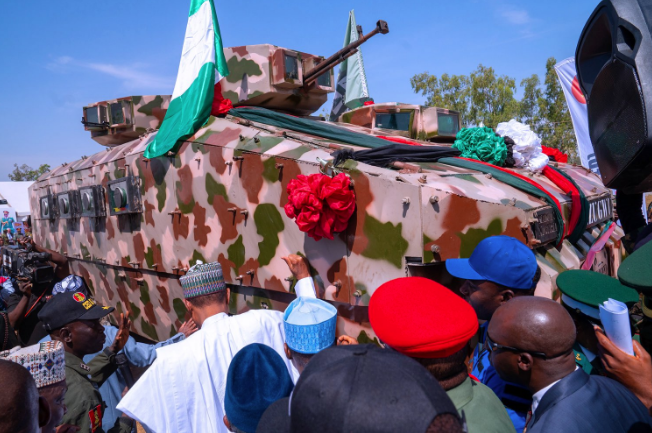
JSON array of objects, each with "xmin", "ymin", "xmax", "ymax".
[
  {"xmin": 490, "ymin": 297, "xmax": 576, "ymax": 355},
  {"xmin": 0, "ymin": 360, "xmax": 43, "ymax": 433},
  {"xmin": 488, "ymin": 297, "xmax": 578, "ymax": 393}
]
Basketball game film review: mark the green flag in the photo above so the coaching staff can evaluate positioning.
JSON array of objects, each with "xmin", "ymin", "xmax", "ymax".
[
  {"xmin": 329, "ymin": 10, "xmax": 372, "ymax": 122},
  {"xmin": 144, "ymin": 0, "xmax": 229, "ymax": 158}
]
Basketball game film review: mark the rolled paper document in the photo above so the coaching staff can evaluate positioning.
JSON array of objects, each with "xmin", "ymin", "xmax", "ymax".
[{"xmin": 599, "ymin": 298, "xmax": 634, "ymax": 356}]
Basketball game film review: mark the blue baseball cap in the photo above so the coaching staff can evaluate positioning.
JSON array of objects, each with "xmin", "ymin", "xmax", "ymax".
[{"xmin": 446, "ymin": 235, "xmax": 538, "ymax": 290}]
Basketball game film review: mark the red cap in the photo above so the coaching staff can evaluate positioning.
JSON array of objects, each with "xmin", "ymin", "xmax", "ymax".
[{"xmin": 369, "ymin": 277, "xmax": 478, "ymax": 359}]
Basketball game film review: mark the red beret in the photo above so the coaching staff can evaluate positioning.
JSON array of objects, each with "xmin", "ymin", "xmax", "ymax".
[{"xmin": 369, "ymin": 277, "xmax": 478, "ymax": 359}]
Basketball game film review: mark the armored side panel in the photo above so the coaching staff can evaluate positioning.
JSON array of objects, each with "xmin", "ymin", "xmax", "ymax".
[
  {"xmin": 340, "ymin": 103, "xmax": 461, "ymax": 141},
  {"xmin": 83, "ymin": 95, "xmax": 171, "ymax": 147},
  {"xmin": 221, "ymin": 45, "xmax": 334, "ymax": 116},
  {"xmin": 30, "ymin": 106, "xmax": 623, "ymax": 343}
]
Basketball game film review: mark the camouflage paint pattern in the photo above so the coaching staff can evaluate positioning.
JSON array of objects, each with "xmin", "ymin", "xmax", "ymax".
[
  {"xmin": 220, "ymin": 45, "xmax": 334, "ymax": 116},
  {"xmin": 29, "ymin": 45, "xmax": 622, "ymax": 343}
]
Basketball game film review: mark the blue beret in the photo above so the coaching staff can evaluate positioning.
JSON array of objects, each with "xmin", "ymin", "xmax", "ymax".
[
  {"xmin": 224, "ymin": 343, "xmax": 294, "ymax": 433},
  {"xmin": 283, "ymin": 297, "xmax": 337, "ymax": 354}
]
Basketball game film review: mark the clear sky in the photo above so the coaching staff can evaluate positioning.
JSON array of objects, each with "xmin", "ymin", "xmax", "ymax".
[{"xmin": 0, "ymin": 0, "xmax": 600, "ymax": 179}]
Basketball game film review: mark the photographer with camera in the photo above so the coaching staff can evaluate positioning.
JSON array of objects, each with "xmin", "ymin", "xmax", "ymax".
[
  {"xmin": 0, "ymin": 279, "xmax": 32, "ymax": 351},
  {"xmin": 17, "ymin": 236, "xmax": 71, "ymax": 281},
  {"xmin": 2, "ymin": 237, "xmax": 68, "ymax": 346},
  {"xmin": 5, "ymin": 277, "xmax": 52, "ymax": 346}
]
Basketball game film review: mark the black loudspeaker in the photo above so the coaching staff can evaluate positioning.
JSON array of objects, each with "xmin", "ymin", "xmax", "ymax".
[{"xmin": 576, "ymin": 0, "xmax": 652, "ymax": 193}]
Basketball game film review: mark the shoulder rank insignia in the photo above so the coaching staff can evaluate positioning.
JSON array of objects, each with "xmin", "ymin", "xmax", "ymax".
[
  {"xmin": 88, "ymin": 404, "xmax": 102, "ymax": 432},
  {"xmin": 80, "ymin": 363, "xmax": 91, "ymax": 372}
]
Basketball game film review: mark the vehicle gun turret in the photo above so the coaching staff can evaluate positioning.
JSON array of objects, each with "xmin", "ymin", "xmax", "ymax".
[
  {"xmin": 82, "ymin": 21, "xmax": 390, "ymax": 146},
  {"xmin": 219, "ymin": 20, "xmax": 389, "ymax": 116}
]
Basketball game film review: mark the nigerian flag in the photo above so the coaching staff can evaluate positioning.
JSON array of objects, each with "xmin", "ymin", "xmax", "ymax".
[
  {"xmin": 145, "ymin": 0, "xmax": 229, "ymax": 158},
  {"xmin": 329, "ymin": 10, "xmax": 371, "ymax": 122}
]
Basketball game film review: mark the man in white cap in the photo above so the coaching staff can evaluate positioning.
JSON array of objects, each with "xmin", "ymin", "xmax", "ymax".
[
  {"xmin": 0, "ymin": 340, "xmax": 76, "ymax": 433},
  {"xmin": 117, "ymin": 255, "xmax": 317, "ymax": 433},
  {"xmin": 283, "ymin": 296, "xmax": 338, "ymax": 374}
]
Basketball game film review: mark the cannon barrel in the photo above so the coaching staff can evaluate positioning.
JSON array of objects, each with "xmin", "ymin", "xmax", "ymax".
[{"xmin": 303, "ymin": 20, "xmax": 389, "ymax": 85}]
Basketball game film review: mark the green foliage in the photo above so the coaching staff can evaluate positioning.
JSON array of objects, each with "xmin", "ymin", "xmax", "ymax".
[
  {"xmin": 467, "ymin": 65, "xmax": 519, "ymax": 128},
  {"xmin": 519, "ymin": 74, "xmax": 542, "ymax": 126},
  {"xmin": 411, "ymin": 58, "xmax": 576, "ymax": 160},
  {"xmin": 411, "ymin": 65, "xmax": 518, "ymax": 128},
  {"xmin": 8, "ymin": 163, "xmax": 50, "ymax": 181},
  {"xmin": 411, "ymin": 72, "xmax": 469, "ymax": 119}
]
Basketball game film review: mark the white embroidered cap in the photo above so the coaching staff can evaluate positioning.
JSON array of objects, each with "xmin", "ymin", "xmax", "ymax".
[{"xmin": 0, "ymin": 341, "xmax": 65, "ymax": 388}]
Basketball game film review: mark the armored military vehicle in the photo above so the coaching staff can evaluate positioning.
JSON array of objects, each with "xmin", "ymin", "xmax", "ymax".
[{"xmin": 29, "ymin": 20, "xmax": 621, "ymax": 342}]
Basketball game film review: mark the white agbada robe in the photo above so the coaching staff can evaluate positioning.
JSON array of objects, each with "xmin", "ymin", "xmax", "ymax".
[{"xmin": 117, "ymin": 279, "xmax": 315, "ymax": 433}]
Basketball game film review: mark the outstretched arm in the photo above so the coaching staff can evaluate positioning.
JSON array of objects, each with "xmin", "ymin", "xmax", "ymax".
[
  {"xmin": 87, "ymin": 314, "xmax": 133, "ymax": 386},
  {"xmin": 121, "ymin": 319, "xmax": 197, "ymax": 368}
]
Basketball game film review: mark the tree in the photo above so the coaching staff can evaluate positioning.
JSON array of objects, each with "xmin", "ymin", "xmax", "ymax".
[
  {"xmin": 412, "ymin": 64, "xmax": 519, "ymax": 129},
  {"xmin": 518, "ymin": 74, "xmax": 542, "ymax": 126},
  {"xmin": 467, "ymin": 65, "xmax": 519, "ymax": 128},
  {"xmin": 536, "ymin": 57, "xmax": 576, "ymax": 160},
  {"xmin": 8, "ymin": 163, "xmax": 51, "ymax": 181},
  {"xmin": 410, "ymin": 72, "xmax": 469, "ymax": 118}
]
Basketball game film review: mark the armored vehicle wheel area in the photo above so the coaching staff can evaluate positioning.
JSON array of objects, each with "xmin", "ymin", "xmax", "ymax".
[{"xmin": 29, "ymin": 21, "xmax": 621, "ymax": 342}]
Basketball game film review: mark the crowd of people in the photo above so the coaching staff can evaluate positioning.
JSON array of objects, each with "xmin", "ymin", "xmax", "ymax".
[{"xmin": 1, "ymin": 226, "xmax": 652, "ymax": 432}]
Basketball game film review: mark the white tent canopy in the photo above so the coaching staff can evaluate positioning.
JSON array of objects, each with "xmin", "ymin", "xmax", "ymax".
[{"xmin": 0, "ymin": 181, "xmax": 34, "ymax": 220}]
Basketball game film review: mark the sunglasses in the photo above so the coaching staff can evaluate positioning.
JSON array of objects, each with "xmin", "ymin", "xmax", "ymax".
[{"xmin": 485, "ymin": 333, "xmax": 570, "ymax": 360}]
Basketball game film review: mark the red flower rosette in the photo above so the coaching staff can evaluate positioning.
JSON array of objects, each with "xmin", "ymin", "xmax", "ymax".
[{"xmin": 284, "ymin": 173, "xmax": 356, "ymax": 241}]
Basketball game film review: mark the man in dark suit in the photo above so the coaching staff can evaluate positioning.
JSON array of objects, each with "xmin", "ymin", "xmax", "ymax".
[{"xmin": 488, "ymin": 296, "xmax": 652, "ymax": 433}]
